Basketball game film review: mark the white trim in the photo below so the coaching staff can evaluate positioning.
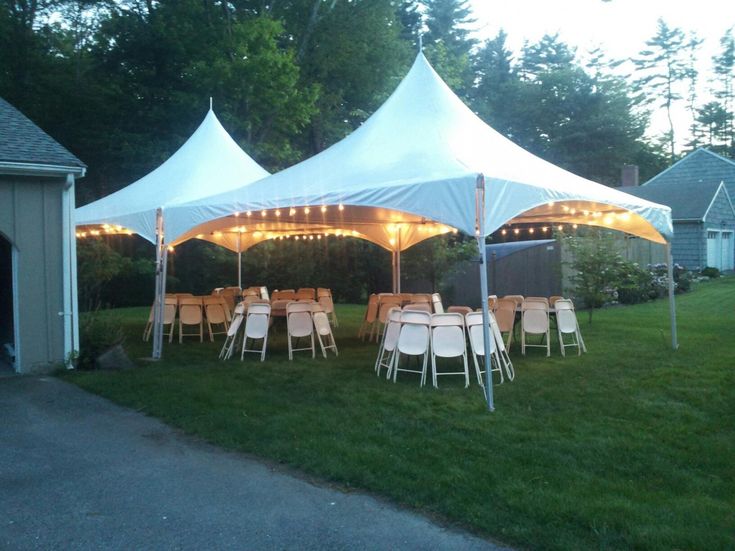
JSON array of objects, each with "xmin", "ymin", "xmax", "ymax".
[
  {"xmin": 11, "ymin": 244, "xmax": 20, "ymax": 373},
  {"xmin": 702, "ymin": 182, "xmax": 735, "ymax": 221},
  {"xmin": 0, "ymin": 161, "xmax": 85, "ymax": 178}
]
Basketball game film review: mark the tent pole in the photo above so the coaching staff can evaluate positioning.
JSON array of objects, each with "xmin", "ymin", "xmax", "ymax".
[
  {"xmin": 238, "ymin": 232, "xmax": 242, "ymax": 289},
  {"xmin": 396, "ymin": 229, "xmax": 402, "ymax": 294},
  {"xmin": 476, "ymin": 174, "xmax": 494, "ymax": 412},
  {"xmin": 152, "ymin": 208, "xmax": 166, "ymax": 360},
  {"xmin": 391, "ymin": 250, "xmax": 397, "ymax": 293},
  {"xmin": 666, "ymin": 242, "xmax": 679, "ymax": 350}
]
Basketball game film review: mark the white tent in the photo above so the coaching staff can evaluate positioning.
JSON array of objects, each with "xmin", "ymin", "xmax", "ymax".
[
  {"xmin": 165, "ymin": 54, "xmax": 672, "ymax": 246},
  {"xmin": 157, "ymin": 53, "xmax": 677, "ymax": 410},
  {"xmin": 76, "ymin": 107, "xmax": 269, "ymax": 360},
  {"xmin": 76, "ymin": 108, "xmax": 269, "ymax": 243}
]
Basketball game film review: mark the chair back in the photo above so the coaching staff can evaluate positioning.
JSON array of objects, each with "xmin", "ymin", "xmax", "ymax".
[
  {"xmin": 312, "ymin": 311, "xmax": 332, "ymax": 336},
  {"xmin": 488, "ymin": 295, "xmax": 498, "ymax": 310},
  {"xmin": 554, "ymin": 299, "xmax": 578, "ymax": 333},
  {"xmin": 245, "ymin": 303, "xmax": 271, "ymax": 339},
  {"xmin": 205, "ymin": 302, "xmax": 227, "ymax": 325},
  {"xmin": 287, "ymin": 301, "xmax": 313, "ymax": 338},
  {"xmin": 503, "ymin": 295, "xmax": 524, "ymax": 308},
  {"xmin": 549, "ymin": 295, "xmax": 563, "ymax": 307},
  {"xmin": 525, "ymin": 296, "xmax": 550, "ymax": 306},
  {"xmin": 318, "ymin": 295, "xmax": 335, "ymax": 314},
  {"xmin": 493, "ymin": 306, "xmax": 515, "ymax": 332},
  {"xmin": 522, "ymin": 303, "xmax": 549, "ymax": 334},
  {"xmin": 364, "ymin": 294, "xmax": 379, "ymax": 323},
  {"xmin": 431, "ymin": 293, "xmax": 444, "ymax": 314},
  {"xmin": 178, "ymin": 297, "xmax": 203, "ymax": 324},
  {"xmin": 404, "ymin": 303, "xmax": 431, "ymax": 313},
  {"xmin": 317, "ymin": 287, "xmax": 331, "ymax": 297},
  {"xmin": 410, "ymin": 293, "xmax": 432, "ymax": 304},
  {"xmin": 226, "ymin": 314, "xmax": 243, "ymax": 337},
  {"xmin": 430, "ymin": 313, "xmax": 465, "ymax": 358},
  {"xmin": 163, "ymin": 298, "xmax": 177, "ymax": 324},
  {"xmin": 398, "ymin": 293, "xmax": 414, "ymax": 305},
  {"xmin": 382, "ymin": 308, "xmax": 403, "ymax": 352},
  {"xmin": 296, "ymin": 288, "xmax": 316, "ymax": 300},
  {"xmin": 465, "ymin": 312, "xmax": 495, "ymax": 357},
  {"xmin": 447, "ymin": 305, "xmax": 472, "ymax": 316},
  {"xmin": 397, "ymin": 310, "xmax": 431, "ymax": 355}
]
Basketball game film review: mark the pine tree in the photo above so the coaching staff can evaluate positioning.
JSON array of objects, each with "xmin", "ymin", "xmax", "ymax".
[
  {"xmin": 712, "ymin": 28, "xmax": 734, "ymax": 152},
  {"xmin": 633, "ymin": 18, "xmax": 688, "ymax": 161}
]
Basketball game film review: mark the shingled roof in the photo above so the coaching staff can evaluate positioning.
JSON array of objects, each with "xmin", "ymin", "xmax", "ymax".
[
  {"xmin": 623, "ymin": 148, "xmax": 735, "ymax": 221},
  {"xmin": 0, "ymin": 97, "xmax": 85, "ymax": 172}
]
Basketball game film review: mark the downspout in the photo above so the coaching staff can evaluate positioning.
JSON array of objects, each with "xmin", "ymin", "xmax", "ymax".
[{"xmin": 61, "ymin": 173, "xmax": 78, "ymax": 367}]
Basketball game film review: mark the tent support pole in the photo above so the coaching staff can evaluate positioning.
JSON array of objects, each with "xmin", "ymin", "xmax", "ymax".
[
  {"xmin": 152, "ymin": 208, "xmax": 166, "ymax": 360},
  {"xmin": 476, "ymin": 174, "xmax": 494, "ymax": 412},
  {"xmin": 666, "ymin": 242, "xmax": 678, "ymax": 350},
  {"xmin": 238, "ymin": 232, "xmax": 242, "ymax": 289},
  {"xmin": 396, "ymin": 230, "xmax": 402, "ymax": 294},
  {"xmin": 391, "ymin": 250, "xmax": 397, "ymax": 293}
]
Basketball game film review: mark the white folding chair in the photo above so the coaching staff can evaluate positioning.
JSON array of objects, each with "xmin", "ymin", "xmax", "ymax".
[
  {"xmin": 430, "ymin": 313, "xmax": 469, "ymax": 388},
  {"xmin": 311, "ymin": 307, "xmax": 338, "ymax": 358},
  {"xmin": 219, "ymin": 303, "xmax": 246, "ymax": 360},
  {"xmin": 286, "ymin": 301, "xmax": 315, "ymax": 360},
  {"xmin": 465, "ymin": 312, "xmax": 505, "ymax": 385},
  {"xmin": 431, "ymin": 293, "xmax": 444, "ymax": 314},
  {"xmin": 392, "ymin": 310, "xmax": 431, "ymax": 386},
  {"xmin": 521, "ymin": 301, "xmax": 550, "ymax": 356},
  {"xmin": 555, "ymin": 299, "xmax": 586, "ymax": 355},
  {"xmin": 241, "ymin": 303, "xmax": 271, "ymax": 361},
  {"xmin": 375, "ymin": 307, "xmax": 401, "ymax": 378}
]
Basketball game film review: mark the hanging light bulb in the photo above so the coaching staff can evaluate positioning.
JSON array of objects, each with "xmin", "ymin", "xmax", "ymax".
[
  {"xmin": 338, "ymin": 203, "xmax": 344, "ymax": 211},
  {"xmin": 275, "ymin": 210, "xmax": 281, "ymax": 217},
  {"xmin": 309, "ymin": 235, "xmax": 314, "ymax": 240},
  {"xmin": 529, "ymin": 228, "xmax": 535, "ymax": 234},
  {"xmin": 246, "ymin": 211, "xmax": 252, "ymax": 216},
  {"xmin": 261, "ymin": 210, "xmax": 267, "ymax": 217},
  {"xmin": 541, "ymin": 226, "xmax": 548, "ymax": 232},
  {"xmin": 557, "ymin": 225, "xmax": 564, "ymax": 231},
  {"xmin": 513, "ymin": 228, "xmax": 520, "ymax": 235},
  {"xmin": 321, "ymin": 205, "xmax": 327, "ymax": 213},
  {"xmin": 572, "ymin": 224, "xmax": 578, "ymax": 229},
  {"xmin": 234, "ymin": 212, "xmax": 240, "ymax": 218},
  {"xmin": 304, "ymin": 207, "xmax": 310, "ymax": 214},
  {"xmin": 289, "ymin": 208, "xmax": 296, "ymax": 216},
  {"xmin": 501, "ymin": 229, "xmax": 507, "ymax": 236}
]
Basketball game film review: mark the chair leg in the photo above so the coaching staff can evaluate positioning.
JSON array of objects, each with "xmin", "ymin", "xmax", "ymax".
[
  {"xmin": 558, "ymin": 327, "xmax": 565, "ymax": 356},
  {"xmin": 546, "ymin": 330, "xmax": 550, "ymax": 357},
  {"xmin": 463, "ymin": 353, "xmax": 469, "ymax": 388},
  {"xmin": 431, "ymin": 353, "xmax": 438, "ymax": 388}
]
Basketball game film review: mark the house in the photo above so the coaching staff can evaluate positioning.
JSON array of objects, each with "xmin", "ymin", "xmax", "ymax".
[
  {"xmin": 0, "ymin": 97, "xmax": 86, "ymax": 373},
  {"xmin": 624, "ymin": 148, "xmax": 735, "ymax": 272}
]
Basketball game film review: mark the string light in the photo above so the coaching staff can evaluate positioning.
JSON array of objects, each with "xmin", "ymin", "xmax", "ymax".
[
  {"xmin": 557, "ymin": 225, "xmax": 563, "ymax": 231},
  {"xmin": 246, "ymin": 211, "xmax": 252, "ymax": 217},
  {"xmin": 295, "ymin": 235, "xmax": 300, "ymax": 240},
  {"xmin": 261, "ymin": 210, "xmax": 266, "ymax": 217},
  {"xmin": 275, "ymin": 210, "xmax": 281, "ymax": 217},
  {"xmin": 309, "ymin": 235, "xmax": 314, "ymax": 240},
  {"xmin": 572, "ymin": 224, "xmax": 578, "ymax": 229},
  {"xmin": 513, "ymin": 228, "xmax": 520, "ymax": 235},
  {"xmin": 234, "ymin": 212, "xmax": 239, "ymax": 217},
  {"xmin": 290, "ymin": 208, "xmax": 296, "ymax": 216},
  {"xmin": 542, "ymin": 226, "xmax": 548, "ymax": 233},
  {"xmin": 501, "ymin": 229, "xmax": 507, "ymax": 235},
  {"xmin": 167, "ymin": 246, "xmax": 175, "ymax": 252},
  {"xmin": 321, "ymin": 205, "xmax": 327, "ymax": 213},
  {"xmin": 317, "ymin": 235, "xmax": 322, "ymax": 240},
  {"xmin": 338, "ymin": 204, "xmax": 345, "ymax": 211},
  {"xmin": 304, "ymin": 207, "xmax": 310, "ymax": 214},
  {"xmin": 529, "ymin": 228, "xmax": 535, "ymax": 234}
]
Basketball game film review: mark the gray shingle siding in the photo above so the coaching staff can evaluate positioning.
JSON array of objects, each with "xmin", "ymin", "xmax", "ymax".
[
  {"xmin": 672, "ymin": 221, "xmax": 704, "ymax": 270},
  {"xmin": 645, "ymin": 148, "xmax": 735, "ymax": 200}
]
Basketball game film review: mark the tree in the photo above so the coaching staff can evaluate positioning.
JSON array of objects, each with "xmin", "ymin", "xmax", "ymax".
[
  {"xmin": 711, "ymin": 28, "xmax": 735, "ymax": 153},
  {"xmin": 633, "ymin": 18, "xmax": 688, "ymax": 161}
]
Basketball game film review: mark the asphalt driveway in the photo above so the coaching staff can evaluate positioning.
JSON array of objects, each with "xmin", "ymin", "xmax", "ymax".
[{"xmin": 0, "ymin": 376, "xmax": 508, "ymax": 550}]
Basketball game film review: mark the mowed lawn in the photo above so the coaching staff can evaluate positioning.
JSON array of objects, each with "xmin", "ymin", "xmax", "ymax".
[{"xmin": 63, "ymin": 278, "xmax": 735, "ymax": 550}]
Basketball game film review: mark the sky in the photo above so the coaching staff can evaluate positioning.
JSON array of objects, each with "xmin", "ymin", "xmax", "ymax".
[{"xmin": 467, "ymin": 0, "xmax": 735, "ymax": 149}]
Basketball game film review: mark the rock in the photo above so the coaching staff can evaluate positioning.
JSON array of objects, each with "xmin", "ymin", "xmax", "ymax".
[{"xmin": 95, "ymin": 344, "xmax": 135, "ymax": 370}]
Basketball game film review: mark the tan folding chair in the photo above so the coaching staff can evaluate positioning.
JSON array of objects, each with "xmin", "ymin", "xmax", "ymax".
[
  {"xmin": 404, "ymin": 303, "xmax": 432, "ymax": 313},
  {"xmin": 410, "ymin": 293, "xmax": 432, "ymax": 305},
  {"xmin": 286, "ymin": 302, "xmax": 315, "ymax": 359},
  {"xmin": 311, "ymin": 304, "xmax": 338, "ymax": 358},
  {"xmin": 488, "ymin": 295, "xmax": 498, "ymax": 311},
  {"xmin": 241, "ymin": 303, "xmax": 271, "ymax": 361},
  {"xmin": 431, "ymin": 293, "xmax": 444, "ymax": 314},
  {"xmin": 297, "ymin": 288, "xmax": 316, "ymax": 301},
  {"xmin": 373, "ymin": 296, "xmax": 402, "ymax": 341},
  {"xmin": 317, "ymin": 288, "xmax": 331, "ymax": 298},
  {"xmin": 143, "ymin": 298, "xmax": 177, "ymax": 342},
  {"xmin": 555, "ymin": 299, "xmax": 586, "ymax": 355},
  {"xmin": 503, "ymin": 295, "xmax": 524, "ymax": 309},
  {"xmin": 430, "ymin": 313, "xmax": 469, "ymax": 388},
  {"xmin": 549, "ymin": 295, "xmax": 563, "ymax": 307},
  {"xmin": 178, "ymin": 297, "xmax": 204, "ymax": 343},
  {"xmin": 525, "ymin": 296, "xmax": 550, "ymax": 306},
  {"xmin": 521, "ymin": 301, "xmax": 550, "ymax": 356},
  {"xmin": 272, "ymin": 289, "xmax": 296, "ymax": 301},
  {"xmin": 447, "ymin": 306, "xmax": 473, "ymax": 316},
  {"xmin": 358, "ymin": 294, "xmax": 379, "ymax": 340},
  {"xmin": 318, "ymin": 293, "xmax": 338, "ymax": 327},
  {"xmin": 494, "ymin": 298, "xmax": 517, "ymax": 350},
  {"xmin": 203, "ymin": 296, "xmax": 229, "ymax": 341}
]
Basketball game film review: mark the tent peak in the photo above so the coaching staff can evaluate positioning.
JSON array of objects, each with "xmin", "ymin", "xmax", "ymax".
[{"xmin": 209, "ymin": 96, "xmax": 213, "ymax": 111}]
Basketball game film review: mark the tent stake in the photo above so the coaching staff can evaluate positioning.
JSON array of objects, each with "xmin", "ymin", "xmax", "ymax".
[
  {"xmin": 666, "ymin": 243, "xmax": 679, "ymax": 350},
  {"xmin": 476, "ymin": 174, "xmax": 495, "ymax": 412}
]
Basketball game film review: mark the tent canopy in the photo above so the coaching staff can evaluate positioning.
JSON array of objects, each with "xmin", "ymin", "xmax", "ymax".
[
  {"xmin": 75, "ymin": 109, "xmax": 269, "ymax": 243},
  {"xmin": 164, "ymin": 53, "xmax": 672, "ymax": 248}
]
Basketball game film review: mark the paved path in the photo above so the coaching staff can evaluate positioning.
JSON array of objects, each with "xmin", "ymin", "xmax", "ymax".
[{"xmin": 0, "ymin": 377, "xmax": 508, "ymax": 550}]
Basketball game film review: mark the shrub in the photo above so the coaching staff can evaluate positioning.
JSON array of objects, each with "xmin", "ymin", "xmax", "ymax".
[
  {"xmin": 77, "ymin": 310, "xmax": 126, "ymax": 370},
  {"xmin": 701, "ymin": 266, "xmax": 721, "ymax": 278},
  {"xmin": 617, "ymin": 262, "xmax": 652, "ymax": 304}
]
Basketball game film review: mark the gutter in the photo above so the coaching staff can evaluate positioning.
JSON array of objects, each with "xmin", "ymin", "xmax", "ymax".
[{"xmin": 0, "ymin": 161, "xmax": 86, "ymax": 178}]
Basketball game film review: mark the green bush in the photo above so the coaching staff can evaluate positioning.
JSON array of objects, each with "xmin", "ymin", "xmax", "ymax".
[
  {"xmin": 617, "ymin": 262, "xmax": 652, "ymax": 304},
  {"xmin": 701, "ymin": 266, "xmax": 721, "ymax": 278},
  {"xmin": 77, "ymin": 310, "xmax": 126, "ymax": 370}
]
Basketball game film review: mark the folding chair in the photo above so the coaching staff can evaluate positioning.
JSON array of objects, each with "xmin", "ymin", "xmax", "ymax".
[
  {"xmin": 521, "ymin": 301, "xmax": 550, "ymax": 356},
  {"xmin": 143, "ymin": 298, "xmax": 177, "ymax": 342},
  {"xmin": 375, "ymin": 307, "xmax": 401, "ymax": 378},
  {"xmin": 241, "ymin": 302, "xmax": 271, "ymax": 361},
  {"xmin": 555, "ymin": 299, "xmax": 586, "ymax": 355},
  {"xmin": 488, "ymin": 295, "xmax": 498, "ymax": 311},
  {"xmin": 503, "ymin": 295, "xmax": 524, "ymax": 310},
  {"xmin": 404, "ymin": 303, "xmax": 432, "ymax": 313},
  {"xmin": 219, "ymin": 303, "xmax": 246, "ymax": 360},
  {"xmin": 358, "ymin": 294, "xmax": 379, "ymax": 340},
  {"xmin": 430, "ymin": 313, "xmax": 469, "ymax": 388},
  {"xmin": 318, "ymin": 293, "xmax": 338, "ymax": 327},
  {"xmin": 392, "ymin": 310, "xmax": 431, "ymax": 386},
  {"xmin": 494, "ymin": 298, "xmax": 517, "ymax": 350},
  {"xmin": 311, "ymin": 304, "xmax": 338, "ymax": 358},
  {"xmin": 549, "ymin": 295, "xmax": 563, "ymax": 308},
  {"xmin": 447, "ymin": 306, "xmax": 472, "ymax": 316},
  {"xmin": 431, "ymin": 293, "xmax": 444, "ymax": 314},
  {"xmin": 398, "ymin": 293, "xmax": 414, "ymax": 306},
  {"xmin": 203, "ymin": 296, "xmax": 229, "ymax": 341},
  {"xmin": 286, "ymin": 301, "xmax": 315, "ymax": 359},
  {"xmin": 465, "ymin": 312, "xmax": 505, "ymax": 386},
  {"xmin": 296, "ymin": 288, "xmax": 316, "ymax": 301},
  {"xmin": 259, "ymin": 286, "xmax": 269, "ymax": 300},
  {"xmin": 410, "ymin": 293, "xmax": 432, "ymax": 305},
  {"xmin": 373, "ymin": 296, "xmax": 402, "ymax": 341},
  {"xmin": 178, "ymin": 297, "xmax": 204, "ymax": 343}
]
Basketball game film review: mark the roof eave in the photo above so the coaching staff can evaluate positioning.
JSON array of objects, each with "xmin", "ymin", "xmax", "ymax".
[{"xmin": 0, "ymin": 160, "xmax": 86, "ymax": 178}]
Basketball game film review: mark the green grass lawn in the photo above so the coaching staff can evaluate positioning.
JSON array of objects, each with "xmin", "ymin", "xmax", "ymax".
[{"xmin": 62, "ymin": 279, "xmax": 735, "ymax": 550}]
